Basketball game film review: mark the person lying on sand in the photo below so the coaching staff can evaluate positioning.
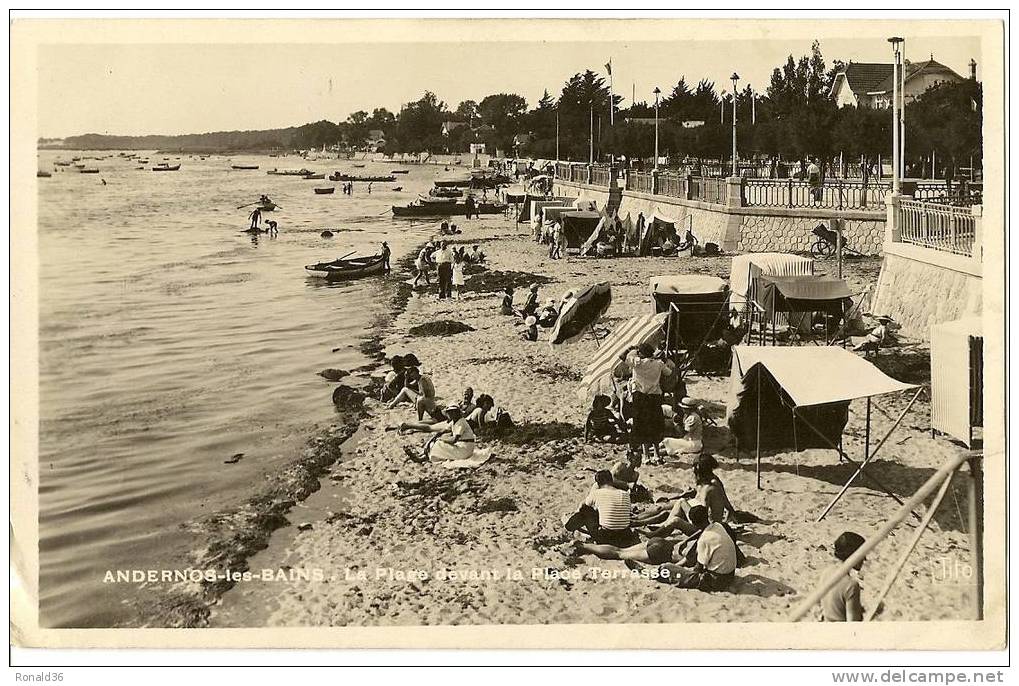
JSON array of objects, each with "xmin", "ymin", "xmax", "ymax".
[
  {"xmin": 818, "ymin": 531, "xmax": 868, "ymax": 621},
  {"xmin": 633, "ymin": 455, "xmax": 739, "ymax": 536},
  {"xmin": 585, "ymin": 394, "xmax": 627, "ymax": 444},
  {"xmin": 574, "ymin": 530, "xmax": 696, "ymax": 566},
  {"xmin": 563, "ymin": 470, "xmax": 640, "ymax": 548},
  {"xmin": 653, "ymin": 505, "xmax": 738, "ymax": 591}
]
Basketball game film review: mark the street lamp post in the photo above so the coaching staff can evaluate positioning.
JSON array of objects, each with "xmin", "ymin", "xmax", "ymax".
[
  {"xmin": 888, "ymin": 37, "xmax": 904, "ymax": 194},
  {"xmin": 653, "ymin": 87, "xmax": 661, "ymax": 171},
  {"xmin": 730, "ymin": 72, "xmax": 739, "ymax": 177},
  {"xmin": 555, "ymin": 109, "xmax": 559, "ymax": 163}
]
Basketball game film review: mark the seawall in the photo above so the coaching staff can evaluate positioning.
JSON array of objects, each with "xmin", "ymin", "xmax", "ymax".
[{"xmin": 552, "ymin": 179, "xmax": 887, "ymax": 256}]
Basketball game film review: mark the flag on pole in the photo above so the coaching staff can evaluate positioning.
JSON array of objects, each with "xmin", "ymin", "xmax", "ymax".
[{"xmin": 605, "ymin": 61, "xmax": 612, "ymax": 75}]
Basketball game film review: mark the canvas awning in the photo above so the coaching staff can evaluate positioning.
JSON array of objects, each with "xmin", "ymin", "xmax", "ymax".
[
  {"xmin": 756, "ymin": 275, "xmax": 852, "ymax": 317},
  {"xmin": 651, "ymin": 275, "xmax": 728, "ymax": 296},
  {"xmin": 730, "ymin": 345, "xmax": 917, "ymax": 408},
  {"xmin": 578, "ymin": 312, "xmax": 668, "ymax": 398},
  {"xmin": 562, "ymin": 211, "xmax": 603, "ymax": 249}
]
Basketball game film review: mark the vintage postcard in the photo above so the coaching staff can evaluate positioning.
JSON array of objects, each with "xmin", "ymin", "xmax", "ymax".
[{"xmin": 9, "ymin": 15, "xmax": 1006, "ymax": 651}]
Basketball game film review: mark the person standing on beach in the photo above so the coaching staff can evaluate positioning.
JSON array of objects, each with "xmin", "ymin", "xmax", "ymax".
[
  {"xmin": 380, "ymin": 241, "xmax": 391, "ymax": 274},
  {"xmin": 451, "ymin": 251, "xmax": 466, "ymax": 298},
  {"xmin": 434, "ymin": 241, "xmax": 454, "ymax": 299},
  {"xmin": 248, "ymin": 206, "xmax": 262, "ymax": 230},
  {"xmin": 413, "ymin": 246, "xmax": 432, "ymax": 287},
  {"xmin": 464, "ymin": 194, "xmax": 476, "ymax": 219},
  {"xmin": 620, "ymin": 343, "xmax": 673, "ymax": 465}
]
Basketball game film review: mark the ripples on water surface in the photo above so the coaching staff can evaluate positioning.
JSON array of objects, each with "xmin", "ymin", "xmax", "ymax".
[{"xmin": 36, "ymin": 152, "xmax": 450, "ymax": 626}]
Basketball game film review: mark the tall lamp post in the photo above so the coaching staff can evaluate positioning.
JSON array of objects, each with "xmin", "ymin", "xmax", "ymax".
[
  {"xmin": 888, "ymin": 37, "xmax": 904, "ymax": 194},
  {"xmin": 653, "ymin": 87, "xmax": 661, "ymax": 171},
  {"xmin": 555, "ymin": 108, "xmax": 560, "ymax": 163},
  {"xmin": 730, "ymin": 72, "xmax": 740, "ymax": 177}
]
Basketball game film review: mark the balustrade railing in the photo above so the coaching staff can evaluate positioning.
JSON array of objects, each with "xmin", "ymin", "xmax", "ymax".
[
  {"xmin": 742, "ymin": 178, "xmax": 891, "ymax": 210},
  {"xmin": 897, "ymin": 200, "xmax": 977, "ymax": 257}
]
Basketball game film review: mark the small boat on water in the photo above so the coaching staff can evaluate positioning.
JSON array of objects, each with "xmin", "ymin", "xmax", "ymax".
[
  {"xmin": 153, "ymin": 163, "xmax": 181, "ymax": 171},
  {"xmin": 302, "ymin": 173, "xmax": 326, "ymax": 180},
  {"xmin": 257, "ymin": 201, "xmax": 277, "ymax": 211},
  {"xmin": 231, "ymin": 164, "xmax": 259, "ymax": 170},
  {"xmin": 305, "ymin": 253, "xmax": 386, "ymax": 281},
  {"xmin": 80, "ymin": 167, "xmax": 100, "ymax": 174},
  {"xmin": 417, "ymin": 194, "xmax": 458, "ymax": 204},
  {"xmin": 392, "ymin": 200, "xmax": 508, "ymax": 217},
  {"xmin": 73, "ymin": 163, "xmax": 86, "ymax": 169},
  {"xmin": 328, "ymin": 172, "xmax": 396, "ymax": 182},
  {"xmin": 267, "ymin": 168, "xmax": 312, "ymax": 176},
  {"xmin": 391, "ymin": 169, "xmax": 410, "ymax": 174},
  {"xmin": 54, "ymin": 160, "xmax": 71, "ymax": 167},
  {"xmin": 352, "ymin": 164, "xmax": 366, "ymax": 168},
  {"xmin": 314, "ymin": 187, "xmax": 335, "ymax": 194},
  {"xmin": 37, "ymin": 170, "xmax": 52, "ymax": 178}
]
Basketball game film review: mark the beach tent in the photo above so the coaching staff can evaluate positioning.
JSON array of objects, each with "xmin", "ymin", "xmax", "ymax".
[
  {"xmin": 754, "ymin": 275, "xmax": 852, "ymax": 340},
  {"xmin": 579, "ymin": 215, "xmax": 612, "ymax": 256},
  {"xmin": 620, "ymin": 213, "xmax": 637, "ymax": 250},
  {"xmin": 727, "ymin": 345, "xmax": 922, "ymax": 515},
  {"xmin": 504, "ymin": 187, "xmax": 527, "ymax": 204},
  {"xmin": 931, "ymin": 316, "xmax": 983, "ymax": 448},
  {"xmin": 549, "ymin": 282, "xmax": 612, "ymax": 346},
  {"xmin": 729, "ymin": 253, "xmax": 814, "ymax": 309},
  {"xmin": 541, "ymin": 205, "xmax": 576, "ymax": 224},
  {"xmin": 578, "ymin": 312, "xmax": 669, "ymax": 398},
  {"xmin": 525, "ymin": 198, "xmax": 571, "ymax": 225},
  {"xmin": 650, "ymin": 275, "xmax": 730, "ymax": 352},
  {"xmin": 561, "ymin": 211, "xmax": 603, "ymax": 252}
]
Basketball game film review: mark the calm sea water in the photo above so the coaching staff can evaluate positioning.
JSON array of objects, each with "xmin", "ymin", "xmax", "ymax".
[{"xmin": 36, "ymin": 152, "xmax": 451, "ymax": 627}]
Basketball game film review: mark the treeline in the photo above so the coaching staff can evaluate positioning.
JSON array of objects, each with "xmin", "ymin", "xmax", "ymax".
[{"xmin": 49, "ymin": 41, "xmax": 982, "ymax": 171}]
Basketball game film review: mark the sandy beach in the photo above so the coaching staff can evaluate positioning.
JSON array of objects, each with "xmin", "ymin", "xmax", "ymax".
[{"xmin": 206, "ymin": 210, "xmax": 976, "ymax": 628}]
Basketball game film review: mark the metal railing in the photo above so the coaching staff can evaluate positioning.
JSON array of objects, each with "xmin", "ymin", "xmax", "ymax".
[
  {"xmin": 657, "ymin": 171, "xmax": 687, "ymax": 199},
  {"xmin": 688, "ymin": 176, "xmax": 726, "ymax": 204},
  {"xmin": 555, "ymin": 162, "xmax": 571, "ymax": 180},
  {"xmin": 569, "ymin": 165, "xmax": 587, "ymax": 184},
  {"xmin": 897, "ymin": 199, "xmax": 977, "ymax": 256},
  {"xmin": 742, "ymin": 178, "xmax": 891, "ymax": 210},
  {"xmin": 626, "ymin": 171, "xmax": 654, "ymax": 194},
  {"xmin": 912, "ymin": 182, "xmax": 984, "ymax": 207},
  {"xmin": 590, "ymin": 165, "xmax": 611, "ymax": 187}
]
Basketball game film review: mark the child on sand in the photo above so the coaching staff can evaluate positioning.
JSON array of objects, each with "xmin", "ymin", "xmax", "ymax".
[
  {"xmin": 585, "ymin": 394, "xmax": 627, "ymax": 443},
  {"xmin": 500, "ymin": 287, "xmax": 515, "ymax": 315},
  {"xmin": 521, "ymin": 316, "xmax": 539, "ymax": 342},
  {"xmin": 818, "ymin": 531, "xmax": 867, "ymax": 621}
]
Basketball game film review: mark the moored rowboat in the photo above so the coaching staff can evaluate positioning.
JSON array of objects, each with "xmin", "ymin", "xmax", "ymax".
[
  {"xmin": 152, "ymin": 163, "xmax": 181, "ymax": 171},
  {"xmin": 304, "ymin": 253, "xmax": 386, "ymax": 281},
  {"xmin": 314, "ymin": 187, "xmax": 335, "ymax": 194},
  {"xmin": 231, "ymin": 164, "xmax": 259, "ymax": 170}
]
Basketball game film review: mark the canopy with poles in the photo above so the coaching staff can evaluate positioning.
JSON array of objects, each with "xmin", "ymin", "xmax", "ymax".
[
  {"xmin": 650, "ymin": 275, "xmax": 730, "ymax": 353},
  {"xmin": 726, "ymin": 345, "xmax": 921, "ymax": 516},
  {"xmin": 729, "ymin": 253, "xmax": 814, "ymax": 308}
]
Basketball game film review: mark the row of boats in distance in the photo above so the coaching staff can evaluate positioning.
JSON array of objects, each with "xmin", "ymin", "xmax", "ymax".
[{"xmin": 391, "ymin": 168, "xmax": 512, "ymax": 217}]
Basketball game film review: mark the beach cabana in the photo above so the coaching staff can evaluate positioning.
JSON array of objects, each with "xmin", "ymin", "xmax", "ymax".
[
  {"xmin": 561, "ymin": 211, "xmax": 603, "ymax": 252},
  {"xmin": 578, "ymin": 312, "xmax": 669, "ymax": 398},
  {"xmin": 729, "ymin": 253, "xmax": 814, "ymax": 308},
  {"xmin": 523, "ymin": 197, "xmax": 571, "ymax": 225},
  {"xmin": 754, "ymin": 275, "xmax": 852, "ymax": 343},
  {"xmin": 650, "ymin": 275, "xmax": 730, "ymax": 353},
  {"xmin": 726, "ymin": 345, "xmax": 922, "ymax": 518},
  {"xmin": 931, "ymin": 316, "xmax": 983, "ymax": 448}
]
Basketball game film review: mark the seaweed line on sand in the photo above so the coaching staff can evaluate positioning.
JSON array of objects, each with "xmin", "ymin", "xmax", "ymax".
[{"xmin": 145, "ymin": 245, "xmax": 425, "ymax": 628}]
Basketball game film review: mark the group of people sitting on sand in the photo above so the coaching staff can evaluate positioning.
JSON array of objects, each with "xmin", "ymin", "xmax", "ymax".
[
  {"xmin": 565, "ymin": 453, "xmax": 743, "ymax": 592},
  {"xmin": 498, "ymin": 283, "xmax": 568, "ymax": 342},
  {"xmin": 381, "ymin": 354, "xmax": 512, "ymax": 465}
]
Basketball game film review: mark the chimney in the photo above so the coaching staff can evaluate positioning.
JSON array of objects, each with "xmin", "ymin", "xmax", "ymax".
[{"xmin": 969, "ymin": 58, "xmax": 978, "ymax": 80}]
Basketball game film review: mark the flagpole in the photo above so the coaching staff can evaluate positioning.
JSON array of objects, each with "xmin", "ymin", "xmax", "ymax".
[{"xmin": 608, "ymin": 59, "xmax": 614, "ymax": 126}]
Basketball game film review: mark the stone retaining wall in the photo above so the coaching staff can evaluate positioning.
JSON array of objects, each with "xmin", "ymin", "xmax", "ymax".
[
  {"xmin": 871, "ymin": 244, "xmax": 983, "ymax": 339},
  {"xmin": 552, "ymin": 180, "xmax": 885, "ymax": 255}
]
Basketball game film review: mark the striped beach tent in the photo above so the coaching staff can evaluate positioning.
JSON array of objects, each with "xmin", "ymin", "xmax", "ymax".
[{"xmin": 578, "ymin": 312, "xmax": 669, "ymax": 398}]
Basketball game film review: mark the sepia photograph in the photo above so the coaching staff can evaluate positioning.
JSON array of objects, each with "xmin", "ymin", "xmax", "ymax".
[{"xmin": 9, "ymin": 14, "xmax": 1006, "ymax": 655}]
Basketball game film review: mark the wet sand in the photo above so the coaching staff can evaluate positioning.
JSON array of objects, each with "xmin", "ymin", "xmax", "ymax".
[{"xmin": 210, "ymin": 213, "xmax": 976, "ymax": 627}]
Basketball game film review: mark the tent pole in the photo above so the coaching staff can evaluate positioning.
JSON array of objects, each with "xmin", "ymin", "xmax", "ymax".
[
  {"xmin": 816, "ymin": 387, "xmax": 925, "ymax": 521},
  {"xmin": 756, "ymin": 371, "xmax": 762, "ymax": 490},
  {"xmin": 865, "ymin": 397, "xmax": 871, "ymax": 462},
  {"xmin": 865, "ymin": 470, "xmax": 955, "ymax": 621},
  {"xmin": 790, "ymin": 452, "xmax": 972, "ymax": 621},
  {"xmin": 968, "ymin": 455, "xmax": 984, "ymax": 620}
]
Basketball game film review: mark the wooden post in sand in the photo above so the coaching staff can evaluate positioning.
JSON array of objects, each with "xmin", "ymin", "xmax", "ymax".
[
  {"xmin": 968, "ymin": 455, "xmax": 984, "ymax": 620},
  {"xmin": 789, "ymin": 451, "xmax": 971, "ymax": 622}
]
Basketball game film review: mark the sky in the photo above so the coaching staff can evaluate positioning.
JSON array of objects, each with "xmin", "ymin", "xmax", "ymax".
[{"xmin": 36, "ymin": 25, "xmax": 983, "ymax": 138}]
